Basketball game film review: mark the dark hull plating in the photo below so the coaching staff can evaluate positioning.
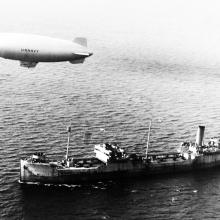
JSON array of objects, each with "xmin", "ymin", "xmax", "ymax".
[{"xmin": 20, "ymin": 151, "xmax": 220, "ymax": 184}]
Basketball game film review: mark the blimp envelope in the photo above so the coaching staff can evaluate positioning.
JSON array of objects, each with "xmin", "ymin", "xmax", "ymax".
[{"xmin": 0, "ymin": 33, "xmax": 93, "ymax": 68}]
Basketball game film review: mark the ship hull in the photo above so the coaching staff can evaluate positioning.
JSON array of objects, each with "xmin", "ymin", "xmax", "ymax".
[{"xmin": 20, "ymin": 151, "xmax": 220, "ymax": 184}]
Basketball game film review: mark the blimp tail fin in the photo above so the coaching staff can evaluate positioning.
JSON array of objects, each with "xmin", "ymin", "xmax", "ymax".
[{"xmin": 74, "ymin": 37, "xmax": 87, "ymax": 47}]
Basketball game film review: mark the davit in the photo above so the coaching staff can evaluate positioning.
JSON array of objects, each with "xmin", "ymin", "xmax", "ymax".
[{"xmin": 0, "ymin": 33, "xmax": 93, "ymax": 68}]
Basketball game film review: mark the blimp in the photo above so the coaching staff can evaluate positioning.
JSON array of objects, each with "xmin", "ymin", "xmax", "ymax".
[{"xmin": 0, "ymin": 33, "xmax": 93, "ymax": 68}]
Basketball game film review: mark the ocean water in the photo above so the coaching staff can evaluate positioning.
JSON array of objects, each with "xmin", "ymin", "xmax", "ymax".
[
  {"xmin": 1, "ymin": 0, "xmax": 220, "ymax": 219},
  {"xmin": 1, "ymin": 47, "xmax": 220, "ymax": 220}
]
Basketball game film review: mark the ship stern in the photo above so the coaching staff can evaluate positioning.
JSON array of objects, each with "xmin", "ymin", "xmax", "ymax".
[
  {"xmin": 20, "ymin": 159, "xmax": 29, "ymax": 183},
  {"xmin": 20, "ymin": 158, "xmax": 59, "ymax": 184}
]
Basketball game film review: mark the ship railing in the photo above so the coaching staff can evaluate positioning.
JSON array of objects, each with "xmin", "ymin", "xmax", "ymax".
[
  {"xmin": 147, "ymin": 152, "xmax": 183, "ymax": 162},
  {"xmin": 199, "ymin": 145, "xmax": 220, "ymax": 154},
  {"xmin": 24, "ymin": 152, "xmax": 50, "ymax": 163},
  {"xmin": 64, "ymin": 157, "xmax": 103, "ymax": 168}
]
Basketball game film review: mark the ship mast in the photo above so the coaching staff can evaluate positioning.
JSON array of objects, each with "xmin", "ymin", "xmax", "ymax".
[
  {"xmin": 66, "ymin": 126, "xmax": 71, "ymax": 160},
  {"xmin": 145, "ymin": 120, "xmax": 152, "ymax": 158}
]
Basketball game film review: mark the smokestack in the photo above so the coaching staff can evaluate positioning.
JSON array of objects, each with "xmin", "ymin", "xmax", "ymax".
[{"xmin": 195, "ymin": 126, "xmax": 205, "ymax": 146}]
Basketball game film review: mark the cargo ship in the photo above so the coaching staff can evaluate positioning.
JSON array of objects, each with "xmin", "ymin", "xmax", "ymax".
[{"xmin": 19, "ymin": 125, "xmax": 220, "ymax": 184}]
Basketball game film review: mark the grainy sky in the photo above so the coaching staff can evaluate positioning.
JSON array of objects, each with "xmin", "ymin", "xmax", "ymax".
[{"xmin": 0, "ymin": 0, "xmax": 220, "ymax": 65}]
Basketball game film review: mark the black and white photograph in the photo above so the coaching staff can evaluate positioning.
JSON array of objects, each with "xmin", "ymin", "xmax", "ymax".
[{"xmin": 1, "ymin": 0, "xmax": 220, "ymax": 219}]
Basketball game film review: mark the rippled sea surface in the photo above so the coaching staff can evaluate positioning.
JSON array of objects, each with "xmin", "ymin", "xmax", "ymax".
[{"xmin": 2, "ymin": 6, "xmax": 220, "ymax": 219}]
